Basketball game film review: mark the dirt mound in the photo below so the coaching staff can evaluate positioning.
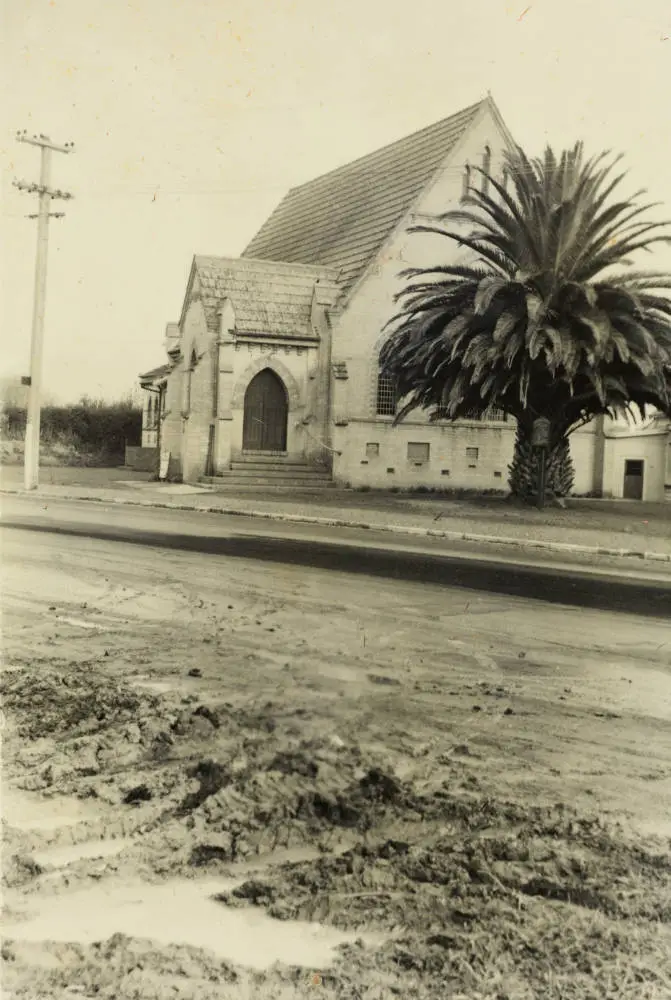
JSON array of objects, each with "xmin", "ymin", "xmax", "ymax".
[
  {"xmin": 175, "ymin": 757, "xmax": 415, "ymax": 871},
  {"xmin": 294, "ymin": 767, "xmax": 409, "ymax": 832},
  {"xmin": 179, "ymin": 759, "xmax": 230, "ymax": 813},
  {"xmin": 1, "ymin": 663, "xmax": 238, "ymax": 806},
  {"xmin": 1, "ymin": 667, "xmax": 156, "ymax": 741},
  {"xmin": 3, "ymin": 933, "xmax": 362, "ymax": 1000},
  {"xmin": 229, "ymin": 803, "xmax": 671, "ymax": 926},
  {"xmin": 5, "ymin": 652, "xmax": 671, "ymax": 1000},
  {"xmin": 2, "ymin": 851, "xmax": 43, "ymax": 889},
  {"xmin": 216, "ymin": 800, "xmax": 671, "ymax": 999},
  {"xmin": 266, "ymin": 749, "xmax": 319, "ymax": 779}
]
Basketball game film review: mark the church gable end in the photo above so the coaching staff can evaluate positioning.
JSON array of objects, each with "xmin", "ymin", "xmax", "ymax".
[{"xmin": 242, "ymin": 99, "xmax": 489, "ymax": 296}]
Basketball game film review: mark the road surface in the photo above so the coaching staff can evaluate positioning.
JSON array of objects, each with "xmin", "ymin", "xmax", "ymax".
[
  {"xmin": 2, "ymin": 494, "xmax": 670, "ymax": 616},
  {"xmin": 2, "ymin": 493, "xmax": 671, "ymax": 999}
]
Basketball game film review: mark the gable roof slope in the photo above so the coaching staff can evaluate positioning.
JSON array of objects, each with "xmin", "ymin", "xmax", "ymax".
[
  {"xmin": 242, "ymin": 98, "xmax": 487, "ymax": 294},
  {"xmin": 187, "ymin": 255, "xmax": 338, "ymax": 339},
  {"xmin": 139, "ymin": 362, "xmax": 172, "ymax": 383}
]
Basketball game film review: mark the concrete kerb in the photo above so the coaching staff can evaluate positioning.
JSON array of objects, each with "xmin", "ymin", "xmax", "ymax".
[{"xmin": 2, "ymin": 486, "xmax": 670, "ymax": 564}]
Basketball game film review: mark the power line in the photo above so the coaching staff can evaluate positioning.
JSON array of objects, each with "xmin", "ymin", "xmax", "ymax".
[{"xmin": 13, "ymin": 130, "xmax": 75, "ymax": 491}]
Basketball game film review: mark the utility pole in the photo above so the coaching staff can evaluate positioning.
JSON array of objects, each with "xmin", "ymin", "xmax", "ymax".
[{"xmin": 13, "ymin": 132, "xmax": 75, "ymax": 490}]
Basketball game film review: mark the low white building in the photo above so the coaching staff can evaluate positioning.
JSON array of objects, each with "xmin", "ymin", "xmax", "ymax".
[{"xmin": 138, "ymin": 95, "xmax": 671, "ymax": 500}]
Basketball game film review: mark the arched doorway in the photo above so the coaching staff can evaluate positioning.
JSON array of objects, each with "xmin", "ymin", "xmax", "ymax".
[{"xmin": 242, "ymin": 368, "xmax": 289, "ymax": 452}]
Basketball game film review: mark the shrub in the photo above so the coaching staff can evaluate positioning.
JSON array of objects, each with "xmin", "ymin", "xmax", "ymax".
[{"xmin": 2, "ymin": 396, "xmax": 142, "ymax": 465}]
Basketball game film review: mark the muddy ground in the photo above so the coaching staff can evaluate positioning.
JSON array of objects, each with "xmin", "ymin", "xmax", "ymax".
[{"xmin": 2, "ymin": 520, "xmax": 671, "ymax": 998}]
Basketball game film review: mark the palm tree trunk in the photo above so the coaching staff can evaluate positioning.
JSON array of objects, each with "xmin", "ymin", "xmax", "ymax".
[{"xmin": 507, "ymin": 423, "xmax": 575, "ymax": 500}]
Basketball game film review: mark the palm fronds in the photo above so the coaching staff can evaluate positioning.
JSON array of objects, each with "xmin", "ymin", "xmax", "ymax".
[{"xmin": 381, "ymin": 142, "xmax": 671, "ymax": 438}]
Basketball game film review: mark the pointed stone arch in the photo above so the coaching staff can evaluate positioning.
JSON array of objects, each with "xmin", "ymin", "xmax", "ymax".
[{"xmin": 230, "ymin": 355, "xmax": 301, "ymax": 410}]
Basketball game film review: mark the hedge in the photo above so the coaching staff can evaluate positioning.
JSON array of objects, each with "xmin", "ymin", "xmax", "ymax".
[{"xmin": 2, "ymin": 399, "xmax": 142, "ymax": 461}]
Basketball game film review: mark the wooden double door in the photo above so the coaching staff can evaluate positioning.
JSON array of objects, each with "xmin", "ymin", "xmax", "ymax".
[{"xmin": 242, "ymin": 369, "xmax": 289, "ymax": 452}]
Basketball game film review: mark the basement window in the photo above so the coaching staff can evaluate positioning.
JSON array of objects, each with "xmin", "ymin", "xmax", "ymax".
[
  {"xmin": 494, "ymin": 470, "xmax": 502, "ymax": 478},
  {"xmin": 407, "ymin": 442, "xmax": 430, "ymax": 463}
]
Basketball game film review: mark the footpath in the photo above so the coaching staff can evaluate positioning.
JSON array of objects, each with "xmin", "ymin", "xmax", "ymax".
[{"xmin": 1, "ymin": 465, "xmax": 670, "ymax": 565}]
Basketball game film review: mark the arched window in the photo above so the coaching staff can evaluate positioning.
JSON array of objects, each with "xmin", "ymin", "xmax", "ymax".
[
  {"xmin": 461, "ymin": 162, "xmax": 471, "ymax": 203},
  {"xmin": 185, "ymin": 350, "xmax": 197, "ymax": 414},
  {"xmin": 376, "ymin": 368, "xmax": 398, "ymax": 417},
  {"xmin": 482, "ymin": 145, "xmax": 491, "ymax": 197}
]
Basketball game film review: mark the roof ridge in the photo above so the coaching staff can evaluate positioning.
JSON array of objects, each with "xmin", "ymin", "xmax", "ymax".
[
  {"xmin": 241, "ymin": 95, "xmax": 504, "ymax": 295},
  {"xmin": 283, "ymin": 99, "xmax": 485, "ymax": 195},
  {"xmin": 194, "ymin": 254, "xmax": 339, "ymax": 275}
]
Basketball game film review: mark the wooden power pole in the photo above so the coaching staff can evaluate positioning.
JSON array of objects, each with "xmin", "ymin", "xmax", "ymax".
[{"xmin": 13, "ymin": 132, "xmax": 74, "ymax": 490}]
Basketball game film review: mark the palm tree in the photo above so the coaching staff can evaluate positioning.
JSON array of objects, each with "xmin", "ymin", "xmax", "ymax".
[{"xmin": 380, "ymin": 143, "xmax": 671, "ymax": 500}]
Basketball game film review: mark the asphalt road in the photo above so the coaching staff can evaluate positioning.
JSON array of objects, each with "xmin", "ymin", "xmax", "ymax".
[{"xmin": 1, "ymin": 494, "xmax": 670, "ymax": 618}]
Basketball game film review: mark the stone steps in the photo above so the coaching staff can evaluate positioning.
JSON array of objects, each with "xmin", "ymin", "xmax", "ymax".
[
  {"xmin": 231, "ymin": 464, "xmax": 328, "ymax": 477},
  {"xmin": 200, "ymin": 480, "xmax": 336, "ymax": 492},
  {"xmin": 202, "ymin": 458, "xmax": 335, "ymax": 490}
]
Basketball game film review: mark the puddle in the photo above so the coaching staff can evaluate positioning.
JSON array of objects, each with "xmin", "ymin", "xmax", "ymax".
[
  {"xmin": 33, "ymin": 837, "xmax": 132, "ymax": 869},
  {"xmin": 4, "ymin": 877, "xmax": 373, "ymax": 969},
  {"xmin": 628, "ymin": 817, "xmax": 671, "ymax": 840},
  {"xmin": 130, "ymin": 677, "xmax": 181, "ymax": 694},
  {"xmin": 3, "ymin": 787, "xmax": 101, "ymax": 833}
]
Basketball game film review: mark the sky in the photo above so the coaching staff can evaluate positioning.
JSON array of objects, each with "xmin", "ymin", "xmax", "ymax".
[{"xmin": 2, "ymin": 0, "xmax": 671, "ymax": 403}]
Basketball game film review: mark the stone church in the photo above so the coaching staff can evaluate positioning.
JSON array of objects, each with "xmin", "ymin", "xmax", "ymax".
[{"xmin": 138, "ymin": 95, "xmax": 670, "ymax": 500}]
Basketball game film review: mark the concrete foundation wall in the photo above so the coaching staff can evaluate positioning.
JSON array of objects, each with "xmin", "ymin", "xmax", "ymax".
[{"xmin": 333, "ymin": 418, "xmax": 515, "ymax": 489}]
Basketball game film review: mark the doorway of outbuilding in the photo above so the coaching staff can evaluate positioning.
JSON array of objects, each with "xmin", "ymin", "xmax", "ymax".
[{"xmin": 623, "ymin": 459, "xmax": 644, "ymax": 500}]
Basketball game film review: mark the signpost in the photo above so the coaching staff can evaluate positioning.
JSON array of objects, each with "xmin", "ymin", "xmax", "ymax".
[{"xmin": 531, "ymin": 417, "xmax": 551, "ymax": 510}]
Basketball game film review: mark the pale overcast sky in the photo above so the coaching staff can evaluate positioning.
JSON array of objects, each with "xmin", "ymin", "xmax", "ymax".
[{"xmin": 2, "ymin": 0, "xmax": 670, "ymax": 403}]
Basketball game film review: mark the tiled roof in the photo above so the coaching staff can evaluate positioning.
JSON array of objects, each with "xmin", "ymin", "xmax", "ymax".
[
  {"xmin": 242, "ymin": 99, "xmax": 486, "ymax": 295},
  {"xmin": 139, "ymin": 363, "xmax": 172, "ymax": 382},
  {"xmin": 191, "ymin": 256, "xmax": 338, "ymax": 339}
]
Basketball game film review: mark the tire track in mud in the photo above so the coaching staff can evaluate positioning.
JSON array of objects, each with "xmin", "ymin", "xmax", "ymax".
[
  {"xmin": 3, "ymin": 531, "xmax": 671, "ymax": 998},
  {"xmin": 3, "ymin": 656, "xmax": 671, "ymax": 1000}
]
